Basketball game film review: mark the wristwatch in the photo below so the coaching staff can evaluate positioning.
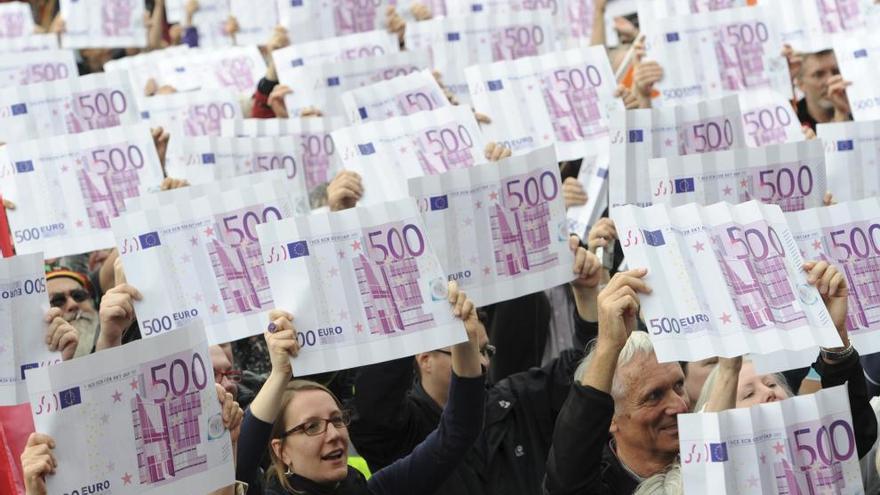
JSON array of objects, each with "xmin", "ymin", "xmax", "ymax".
[{"xmin": 821, "ymin": 343, "xmax": 855, "ymax": 363}]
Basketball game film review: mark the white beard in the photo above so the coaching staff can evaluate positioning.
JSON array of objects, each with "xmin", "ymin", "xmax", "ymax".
[{"xmin": 70, "ymin": 312, "xmax": 99, "ymax": 358}]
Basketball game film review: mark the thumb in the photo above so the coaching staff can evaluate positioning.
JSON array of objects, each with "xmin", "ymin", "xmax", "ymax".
[
  {"xmin": 114, "ymin": 258, "xmax": 127, "ymax": 287},
  {"xmin": 569, "ymin": 235, "xmax": 580, "ymax": 252}
]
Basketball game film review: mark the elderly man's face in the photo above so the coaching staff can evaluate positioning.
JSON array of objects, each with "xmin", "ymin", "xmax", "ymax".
[
  {"xmin": 611, "ymin": 352, "xmax": 689, "ymax": 457},
  {"xmin": 47, "ymin": 277, "xmax": 95, "ymax": 315},
  {"xmin": 797, "ymin": 52, "xmax": 840, "ymax": 110}
]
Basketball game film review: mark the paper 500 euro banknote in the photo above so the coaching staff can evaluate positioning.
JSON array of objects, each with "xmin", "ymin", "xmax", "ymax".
[
  {"xmin": 0, "ymin": 2, "xmax": 35, "ymax": 38},
  {"xmin": 112, "ymin": 180, "xmax": 308, "ymax": 344},
  {"xmin": 679, "ymin": 385, "xmax": 864, "ymax": 495},
  {"xmin": 787, "ymin": 197, "xmax": 880, "ymax": 355},
  {"xmin": 256, "ymin": 199, "xmax": 468, "ymax": 376},
  {"xmin": 271, "ymin": 29, "xmax": 399, "ymax": 69},
  {"xmin": 409, "ymin": 145, "xmax": 575, "ymax": 306},
  {"xmin": 612, "ymin": 200, "xmax": 839, "ymax": 370},
  {"xmin": 0, "ymin": 50, "xmax": 77, "ymax": 87},
  {"xmin": 649, "ymin": 140, "xmax": 827, "ymax": 212},
  {"xmin": 27, "ymin": 321, "xmax": 235, "ymax": 495},
  {"xmin": 138, "ymin": 89, "xmax": 243, "ymax": 137},
  {"xmin": 341, "ymin": 69, "xmax": 451, "ymax": 123},
  {"xmin": 60, "ymin": 0, "xmax": 147, "ymax": 48},
  {"xmin": 0, "ymin": 253, "xmax": 59, "ymax": 406},
  {"xmin": 835, "ymin": 36, "xmax": 880, "ymax": 121},
  {"xmin": 333, "ymin": 105, "xmax": 486, "ymax": 204},
  {"xmin": 642, "ymin": 6, "xmax": 792, "ymax": 106},
  {"xmin": 0, "ymin": 124, "xmax": 165, "ymax": 258},
  {"xmin": 0, "ymin": 71, "xmax": 139, "ymax": 143},
  {"xmin": 466, "ymin": 46, "xmax": 622, "ymax": 161}
]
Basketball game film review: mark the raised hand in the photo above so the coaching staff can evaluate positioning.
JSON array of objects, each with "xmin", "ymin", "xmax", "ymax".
[
  {"xmin": 446, "ymin": 281, "xmax": 483, "ymax": 378},
  {"xmin": 825, "ymin": 75, "xmax": 852, "ymax": 121},
  {"xmin": 597, "ymin": 269, "xmax": 651, "ymax": 352},
  {"xmin": 587, "ymin": 217, "xmax": 618, "ymax": 252},
  {"xmin": 484, "ymin": 142, "xmax": 512, "ymax": 162},
  {"xmin": 265, "ymin": 309, "xmax": 299, "ymax": 377},
  {"xmin": 803, "ymin": 261, "xmax": 848, "ymax": 346},
  {"xmin": 562, "ymin": 177, "xmax": 588, "ymax": 208},
  {"xmin": 20, "ymin": 433, "xmax": 56, "ymax": 495},
  {"xmin": 96, "ymin": 259, "xmax": 142, "ymax": 350},
  {"xmin": 569, "ymin": 236, "xmax": 602, "ymax": 290},
  {"xmin": 327, "ymin": 170, "xmax": 363, "ymax": 211},
  {"xmin": 160, "ymin": 177, "xmax": 190, "ymax": 191},
  {"xmin": 267, "ymin": 84, "xmax": 292, "ymax": 118},
  {"xmin": 44, "ymin": 307, "xmax": 79, "ymax": 360},
  {"xmin": 215, "ymin": 383, "xmax": 243, "ymax": 447}
]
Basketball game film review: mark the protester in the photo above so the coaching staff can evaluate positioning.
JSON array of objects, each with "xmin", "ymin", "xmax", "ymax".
[
  {"xmin": 793, "ymin": 49, "xmax": 853, "ymax": 130},
  {"xmin": 234, "ymin": 282, "xmax": 485, "ymax": 495},
  {"xmin": 543, "ymin": 260, "xmax": 863, "ymax": 494},
  {"xmin": 45, "ymin": 268, "xmax": 97, "ymax": 358}
]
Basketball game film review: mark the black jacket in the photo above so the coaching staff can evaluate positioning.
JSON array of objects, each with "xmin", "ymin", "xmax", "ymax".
[
  {"xmin": 350, "ymin": 308, "xmax": 597, "ymax": 495},
  {"xmin": 543, "ymin": 384, "xmax": 640, "ymax": 495}
]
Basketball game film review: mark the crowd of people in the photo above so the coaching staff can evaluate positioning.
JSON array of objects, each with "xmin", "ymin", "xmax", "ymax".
[{"xmin": 3, "ymin": 0, "xmax": 880, "ymax": 494}]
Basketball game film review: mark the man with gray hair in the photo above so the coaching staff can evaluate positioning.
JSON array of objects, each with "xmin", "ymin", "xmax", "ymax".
[{"xmin": 544, "ymin": 268, "xmax": 689, "ymax": 494}]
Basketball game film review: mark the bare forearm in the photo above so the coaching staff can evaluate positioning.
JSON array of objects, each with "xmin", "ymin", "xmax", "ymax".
[
  {"xmin": 249, "ymin": 371, "xmax": 289, "ymax": 423},
  {"xmin": 704, "ymin": 363, "xmax": 740, "ymax": 412},
  {"xmin": 572, "ymin": 286, "xmax": 599, "ymax": 322},
  {"xmin": 590, "ymin": 4, "xmax": 606, "ymax": 46}
]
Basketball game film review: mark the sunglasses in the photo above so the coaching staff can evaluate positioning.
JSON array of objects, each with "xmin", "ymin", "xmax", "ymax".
[
  {"xmin": 49, "ymin": 289, "xmax": 90, "ymax": 308},
  {"xmin": 214, "ymin": 369, "xmax": 243, "ymax": 383},
  {"xmin": 281, "ymin": 410, "xmax": 352, "ymax": 437}
]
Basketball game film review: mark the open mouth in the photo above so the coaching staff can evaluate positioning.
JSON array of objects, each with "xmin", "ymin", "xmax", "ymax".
[{"xmin": 321, "ymin": 449, "xmax": 344, "ymax": 461}]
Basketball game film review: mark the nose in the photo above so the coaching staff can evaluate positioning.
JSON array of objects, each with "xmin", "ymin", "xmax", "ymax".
[
  {"xmin": 63, "ymin": 295, "xmax": 80, "ymax": 314},
  {"xmin": 325, "ymin": 421, "xmax": 344, "ymax": 441},
  {"xmin": 762, "ymin": 388, "xmax": 779, "ymax": 404},
  {"xmin": 666, "ymin": 391, "xmax": 690, "ymax": 414}
]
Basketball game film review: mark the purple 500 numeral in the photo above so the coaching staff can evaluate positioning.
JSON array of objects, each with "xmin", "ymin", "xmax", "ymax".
[
  {"xmin": 367, "ymin": 224, "xmax": 426, "ymax": 263},
  {"xmin": 744, "ymin": 105, "xmax": 792, "ymax": 133},
  {"xmin": 222, "ymin": 206, "xmax": 283, "ymax": 246},
  {"xmin": 553, "ymin": 66, "xmax": 602, "ymax": 91},
  {"xmin": 504, "ymin": 26, "xmax": 544, "ymax": 47},
  {"xmin": 505, "ymin": 171, "xmax": 559, "ymax": 208},
  {"xmin": 724, "ymin": 22, "xmax": 769, "ymax": 44},
  {"xmin": 726, "ymin": 225, "xmax": 784, "ymax": 260},
  {"xmin": 691, "ymin": 120, "xmax": 734, "ymax": 152},
  {"xmin": 255, "ymin": 155, "xmax": 297, "ymax": 179},
  {"xmin": 77, "ymin": 90, "xmax": 127, "ymax": 119},
  {"xmin": 149, "ymin": 352, "xmax": 208, "ymax": 398},
  {"xmin": 829, "ymin": 224, "xmax": 880, "ymax": 261},
  {"xmin": 302, "ymin": 134, "xmax": 335, "ymax": 156},
  {"xmin": 425, "ymin": 125, "xmax": 473, "ymax": 154},
  {"xmin": 27, "ymin": 63, "xmax": 69, "ymax": 83},
  {"xmin": 91, "ymin": 145, "xmax": 145, "ymax": 174},
  {"xmin": 793, "ymin": 420, "xmax": 855, "ymax": 466},
  {"xmin": 405, "ymin": 92, "xmax": 435, "ymax": 111},
  {"xmin": 757, "ymin": 166, "xmax": 813, "ymax": 201}
]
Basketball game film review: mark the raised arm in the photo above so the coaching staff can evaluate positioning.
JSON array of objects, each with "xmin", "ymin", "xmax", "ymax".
[
  {"xmin": 544, "ymin": 270, "xmax": 651, "ymax": 495},
  {"xmin": 702, "ymin": 357, "xmax": 742, "ymax": 413},
  {"xmin": 367, "ymin": 283, "xmax": 485, "ymax": 494}
]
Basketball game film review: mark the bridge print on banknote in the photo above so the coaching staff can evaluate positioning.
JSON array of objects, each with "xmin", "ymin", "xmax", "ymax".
[
  {"xmin": 333, "ymin": 2, "xmax": 377, "ymax": 35},
  {"xmin": 131, "ymin": 351, "xmax": 211, "ymax": 486},
  {"xmin": 78, "ymin": 163, "xmax": 141, "ymax": 229},
  {"xmin": 354, "ymin": 222, "xmax": 436, "ymax": 335},
  {"xmin": 540, "ymin": 70, "xmax": 604, "ymax": 143},
  {"xmin": 713, "ymin": 22, "xmax": 773, "ymax": 91},
  {"xmin": 820, "ymin": 223, "xmax": 880, "ymax": 332},
  {"xmin": 709, "ymin": 220, "xmax": 808, "ymax": 330}
]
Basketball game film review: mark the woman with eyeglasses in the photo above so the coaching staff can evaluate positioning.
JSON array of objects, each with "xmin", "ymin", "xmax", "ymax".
[{"xmin": 235, "ymin": 282, "xmax": 486, "ymax": 495}]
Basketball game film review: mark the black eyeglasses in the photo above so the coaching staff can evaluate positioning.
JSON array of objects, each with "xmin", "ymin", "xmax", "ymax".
[
  {"xmin": 49, "ymin": 289, "xmax": 90, "ymax": 308},
  {"xmin": 435, "ymin": 344, "xmax": 496, "ymax": 359},
  {"xmin": 281, "ymin": 410, "xmax": 351, "ymax": 437}
]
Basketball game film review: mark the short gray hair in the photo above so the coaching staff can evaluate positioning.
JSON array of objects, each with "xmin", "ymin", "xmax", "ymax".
[
  {"xmin": 633, "ymin": 462, "xmax": 683, "ymax": 495},
  {"xmin": 575, "ymin": 332, "xmax": 655, "ymax": 410}
]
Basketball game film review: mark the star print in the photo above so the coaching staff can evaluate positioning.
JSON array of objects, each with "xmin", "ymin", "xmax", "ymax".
[
  {"xmin": 475, "ymin": 200, "xmax": 482, "ymax": 209},
  {"xmin": 351, "ymin": 240, "xmax": 361, "ymax": 251},
  {"xmin": 338, "ymin": 249, "xmax": 346, "ymax": 259},
  {"xmin": 772, "ymin": 441, "xmax": 785, "ymax": 455},
  {"xmin": 483, "ymin": 267, "xmax": 491, "ymax": 275},
  {"xmin": 399, "ymin": 146, "xmax": 407, "ymax": 154},
  {"xmin": 100, "ymin": 413, "xmax": 110, "ymax": 424},
  {"xmin": 129, "ymin": 378, "xmax": 138, "ymax": 390},
  {"xmin": 812, "ymin": 240, "xmax": 822, "ymax": 250},
  {"xmin": 463, "ymin": 217, "xmax": 473, "ymax": 226},
  {"xmin": 112, "ymin": 390, "xmax": 122, "ymax": 402},
  {"xmin": 329, "ymin": 267, "xmax": 339, "ymax": 277},
  {"xmin": 739, "ymin": 179, "xmax": 748, "ymax": 188},
  {"xmin": 386, "ymin": 110, "xmax": 394, "ymax": 117},
  {"xmin": 759, "ymin": 453, "xmax": 766, "ymax": 464},
  {"xmin": 747, "ymin": 475, "xmax": 758, "ymax": 488},
  {"xmin": 664, "ymin": 138, "xmax": 673, "ymax": 147},
  {"xmin": 76, "ymin": 219, "xmax": 84, "ymax": 228},
  {"xmin": 52, "ymin": 109, "xmax": 58, "ymax": 115},
  {"xmin": 356, "ymin": 323, "xmax": 364, "ymax": 333},
  {"xmin": 692, "ymin": 241, "xmax": 705, "ymax": 252},
  {"xmin": 339, "ymin": 310, "xmax": 348, "ymax": 320},
  {"xmin": 181, "ymin": 253, "xmax": 192, "ymax": 263},
  {"xmin": 543, "ymin": 134, "xmax": 550, "ymax": 140},
  {"xmin": 61, "ymin": 165, "xmax": 68, "ymax": 173},
  {"xmin": 190, "ymin": 236, "xmax": 199, "ymax": 246},
  {"xmin": 0, "ymin": 344, "xmax": 5, "ymax": 354},
  {"xmin": 121, "ymin": 473, "xmax": 132, "ymax": 485},
  {"xmin": 211, "ymin": 303, "xmax": 220, "ymax": 314},
  {"xmin": 469, "ymin": 256, "xmax": 478, "ymax": 264},
  {"xmin": 489, "ymin": 191, "xmax": 498, "ymax": 201},
  {"xmin": 723, "ymin": 185, "xmax": 732, "ymax": 196},
  {"xmin": 194, "ymin": 293, "xmax": 203, "ymax": 302},
  {"xmin": 106, "ymin": 461, "xmax": 115, "ymax": 472},
  {"xmin": 720, "ymin": 312, "xmax": 732, "ymax": 324},
  {"xmin": 204, "ymin": 226, "xmax": 214, "ymax": 237}
]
